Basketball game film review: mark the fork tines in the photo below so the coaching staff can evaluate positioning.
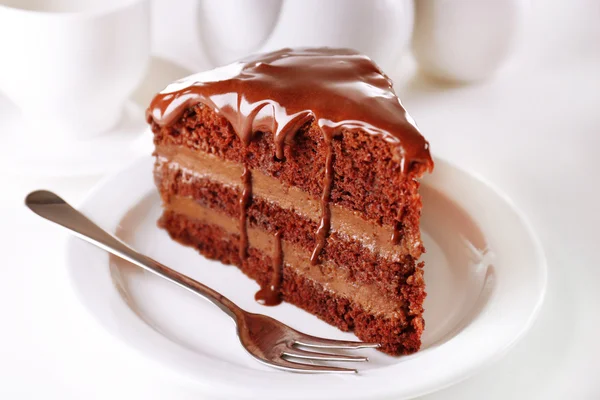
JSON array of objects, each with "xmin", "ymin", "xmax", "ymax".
[{"xmin": 276, "ymin": 337, "xmax": 380, "ymax": 374}]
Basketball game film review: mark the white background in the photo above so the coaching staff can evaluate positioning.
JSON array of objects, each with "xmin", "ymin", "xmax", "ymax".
[{"xmin": 1, "ymin": 0, "xmax": 599, "ymax": 398}]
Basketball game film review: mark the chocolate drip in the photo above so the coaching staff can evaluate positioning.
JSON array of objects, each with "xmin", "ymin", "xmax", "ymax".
[
  {"xmin": 239, "ymin": 166, "xmax": 252, "ymax": 259},
  {"xmin": 391, "ymin": 224, "xmax": 402, "ymax": 245},
  {"xmin": 310, "ymin": 130, "xmax": 334, "ymax": 265},
  {"xmin": 147, "ymin": 47, "xmax": 434, "ymax": 268},
  {"xmin": 391, "ymin": 206, "xmax": 404, "ymax": 245},
  {"xmin": 255, "ymin": 231, "xmax": 283, "ymax": 306},
  {"xmin": 391, "ymin": 151, "xmax": 407, "ymax": 244}
]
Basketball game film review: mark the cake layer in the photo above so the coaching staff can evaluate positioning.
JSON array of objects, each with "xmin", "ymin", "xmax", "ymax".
[
  {"xmin": 159, "ymin": 208, "xmax": 423, "ymax": 355},
  {"xmin": 154, "ymin": 158, "xmax": 426, "ymax": 307},
  {"xmin": 168, "ymin": 196, "xmax": 403, "ymax": 316},
  {"xmin": 150, "ymin": 103, "xmax": 427, "ymax": 238},
  {"xmin": 156, "ymin": 144, "xmax": 422, "ymax": 259}
]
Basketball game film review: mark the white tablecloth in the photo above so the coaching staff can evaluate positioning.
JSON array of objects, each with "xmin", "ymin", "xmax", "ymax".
[{"xmin": 1, "ymin": 0, "xmax": 599, "ymax": 398}]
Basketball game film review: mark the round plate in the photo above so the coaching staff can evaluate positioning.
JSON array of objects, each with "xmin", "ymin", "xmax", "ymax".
[{"xmin": 65, "ymin": 156, "xmax": 546, "ymax": 399}]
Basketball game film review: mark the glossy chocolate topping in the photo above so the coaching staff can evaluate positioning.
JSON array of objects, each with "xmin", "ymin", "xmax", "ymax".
[
  {"xmin": 147, "ymin": 47, "xmax": 433, "ymax": 305},
  {"xmin": 148, "ymin": 47, "xmax": 431, "ymax": 166}
]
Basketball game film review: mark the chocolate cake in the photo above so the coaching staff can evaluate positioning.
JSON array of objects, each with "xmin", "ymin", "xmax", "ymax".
[{"xmin": 146, "ymin": 48, "xmax": 433, "ymax": 355}]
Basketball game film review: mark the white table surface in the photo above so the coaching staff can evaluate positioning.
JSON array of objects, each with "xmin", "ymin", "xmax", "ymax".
[{"xmin": 1, "ymin": 0, "xmax": 599, "ymax": 398}]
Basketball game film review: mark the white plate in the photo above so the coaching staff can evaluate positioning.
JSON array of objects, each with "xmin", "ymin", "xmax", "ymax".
[{"xmin": 65, "ymin": 156, "xmax": 546, "ymax": 399}]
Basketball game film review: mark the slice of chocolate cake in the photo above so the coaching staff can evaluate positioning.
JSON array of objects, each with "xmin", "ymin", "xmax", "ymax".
[{"xmin": 146, "ymin": 48, "xmax": 433, "ymax": 355}]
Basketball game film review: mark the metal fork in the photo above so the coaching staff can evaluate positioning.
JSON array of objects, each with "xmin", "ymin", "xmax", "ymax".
[{"xmin": 25, "ymin": 190, "xmax": 379, "ymax": 373}]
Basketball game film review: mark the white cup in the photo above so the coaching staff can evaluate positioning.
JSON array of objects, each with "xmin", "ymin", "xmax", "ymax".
[{"xmin": 0, "ymin": 0, "xmax": 150, "ymax": 139}]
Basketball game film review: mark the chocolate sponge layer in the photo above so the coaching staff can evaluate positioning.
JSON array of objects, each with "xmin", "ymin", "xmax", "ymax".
[
  {"xmin": 159, "ymin": 209, "xmax": 424, "ymax": 355},
  {"xmin": 149, "ymin": 103, "xmax": 426, "ymax": 249},
  {"xmin": 154, "ymin": 160, "xmax": 425, "ymax": 311}
]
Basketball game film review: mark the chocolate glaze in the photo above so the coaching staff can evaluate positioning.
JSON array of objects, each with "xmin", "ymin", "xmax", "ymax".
[
  {"xmin": 391, "ymin": 207, "xmax": 406, "ymax": 245},
  {"xmin": 391, "ymin": 224, "xmax": 402, "ymax": 245},
  {"xmin": 147, "ymin": 47, "xmax": 433, "ymax": 306},
  {"xmin": 255, "ymin": 231, "xmax": 283, "ymax": 306},
  {"xmin": 239, "ymin": 165, "xmax": 252, "ymax": 259},
  {"xmin": 310, "ymin": 130, "xmax": 334, "ymax": 265},
  {"xmin": 147, "ymin": 47, "xmax": 431, "ymax": 167}
]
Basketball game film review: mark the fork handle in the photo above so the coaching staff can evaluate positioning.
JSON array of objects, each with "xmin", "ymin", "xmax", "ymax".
[{"xmin": 25, "ymin": 190, "xmax": 243, "ymax": 322}]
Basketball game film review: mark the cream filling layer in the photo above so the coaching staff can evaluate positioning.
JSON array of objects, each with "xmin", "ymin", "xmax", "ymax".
[
  {"xmin": 156, "ymin": 145, "xmax": 405, "ymax": 260},
  {"xmin": 167, "ymin": 196, "xmax": 404, "ymax": 317}
]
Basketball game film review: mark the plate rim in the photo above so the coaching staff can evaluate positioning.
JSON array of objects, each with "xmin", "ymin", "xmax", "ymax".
[{"xmin": 64, "ymin": 154, "xmax": 547, "ymax": 400}]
